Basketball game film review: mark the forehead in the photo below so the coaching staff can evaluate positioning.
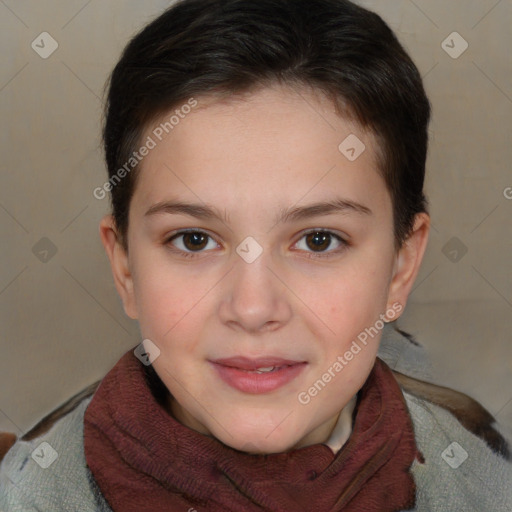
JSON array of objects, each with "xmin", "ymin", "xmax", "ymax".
[{"xmin": 132, "ymin": 84, "xmax": 390, "ymax": 219}]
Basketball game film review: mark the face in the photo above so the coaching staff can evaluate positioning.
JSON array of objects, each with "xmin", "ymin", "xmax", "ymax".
[{"xmin": 100, "ymin": 84, "xmax": 429, "ymax": 454}]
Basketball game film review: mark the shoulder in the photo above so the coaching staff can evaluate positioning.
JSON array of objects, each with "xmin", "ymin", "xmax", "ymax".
[
  {"xmin": 0, "ymin": 384, "xmax": 111, "ymax": 511},
  {"xmin": 394, "ymin": 370, "xmax": 512, "ymax": 511},
  {"xmin": 379, "ymin": 325, "xmax": 512, "ymax": 511}
]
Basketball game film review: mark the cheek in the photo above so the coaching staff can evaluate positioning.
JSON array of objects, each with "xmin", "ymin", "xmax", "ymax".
[
  {"xmin": 312, "ymin": 261, "xmax": 392, "ymax": 367},
  {"xmin": 131, "ymin": 257, "xmax": 206, "ymax": 344},
  {"xmin": 322, "ymin": 264, "xmax": 390, "ymax": 328}
]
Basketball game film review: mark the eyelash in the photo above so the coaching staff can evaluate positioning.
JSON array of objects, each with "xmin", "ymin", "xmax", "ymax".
[{"xmin": 164, "ymin": 229, "xmax": 349, "ymax": 260}]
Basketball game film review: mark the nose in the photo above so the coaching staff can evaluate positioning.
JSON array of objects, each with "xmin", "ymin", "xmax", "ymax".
[{"xmin": 218, "ymin": 251, "xmax": 292, "ymax": 334}]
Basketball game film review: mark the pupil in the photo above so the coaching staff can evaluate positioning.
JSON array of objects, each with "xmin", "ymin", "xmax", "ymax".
[
  {"xmin": 184, "ymin": 233, "xmax": 207, "ymax": 251},
  {"xmin": 307, "ymin": 232, "xmax": 330, "ymax": 251}
]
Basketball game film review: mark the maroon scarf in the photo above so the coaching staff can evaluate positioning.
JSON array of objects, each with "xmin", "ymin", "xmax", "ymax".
[{"xmin": 84, "ymin": 351, "xmax": 422, "ymax": 511}]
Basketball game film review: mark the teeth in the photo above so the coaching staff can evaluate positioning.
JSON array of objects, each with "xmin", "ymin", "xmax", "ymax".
[{"xmin": 254, "ymin": 366, "xmax": 276, "ymax": 373}]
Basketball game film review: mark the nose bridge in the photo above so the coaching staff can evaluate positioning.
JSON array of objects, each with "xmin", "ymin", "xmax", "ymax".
[
  {"xmin": 221, "ymin": 243, "xmax": 290, "ymax": 332},
  {"xmin": 233, "ymin": 246, "xmax": 277, "ymax": 306}
]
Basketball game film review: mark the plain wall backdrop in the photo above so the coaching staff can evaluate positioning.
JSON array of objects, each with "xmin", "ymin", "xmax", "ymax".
[{"xmin": 1, "ymin": 0, "xmax": 511, "ymax": 439}]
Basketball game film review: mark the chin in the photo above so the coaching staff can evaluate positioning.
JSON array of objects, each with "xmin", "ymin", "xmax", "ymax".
[
  {"xmin": 213, "ymin": 421, "xmax": 303, "ymax": 455},
  {"xmin": 227, "ymin": 436, "xmax": 297, "ymax": 455}
]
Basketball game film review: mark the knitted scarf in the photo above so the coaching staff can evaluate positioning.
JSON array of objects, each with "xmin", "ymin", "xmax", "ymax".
[{"xmin": 84, "ymin": 351, "xmax": 421, "ymax": 511}]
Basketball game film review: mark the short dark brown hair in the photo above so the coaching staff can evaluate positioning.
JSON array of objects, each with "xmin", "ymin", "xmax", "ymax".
[{"xmin": 102, "ymin": 0, "xmax": 431, "ymax": 249}]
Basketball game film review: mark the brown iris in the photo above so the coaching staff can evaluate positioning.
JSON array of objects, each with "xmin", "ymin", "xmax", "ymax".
[
  {"xmin": 305, "ymin": 232, "xmax": 331, "ymax": 252},
  {"xmin": 182, "ymin": 232, "xmax": 209, "ymax": 251}
]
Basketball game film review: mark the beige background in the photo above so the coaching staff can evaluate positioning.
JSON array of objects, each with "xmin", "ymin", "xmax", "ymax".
[{"xmin": 1, "ymin": 0, "xmax": 511, "ymax": 440}]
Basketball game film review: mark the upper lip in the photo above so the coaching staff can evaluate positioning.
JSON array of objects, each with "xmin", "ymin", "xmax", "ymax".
[{"xmin": 210, "ymin": 356, "xmax": 306, "ymax": 370}]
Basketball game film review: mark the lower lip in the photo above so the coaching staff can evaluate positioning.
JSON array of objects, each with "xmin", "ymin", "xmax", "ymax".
[{"xmin": 211, "ymin": 362, "xmax": 307, "ymax": 394}]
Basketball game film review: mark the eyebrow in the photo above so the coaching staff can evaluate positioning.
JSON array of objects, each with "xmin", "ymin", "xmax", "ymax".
[{"xmin": 144, "ymin": 197, "xmax": 372, "ymax": 224}]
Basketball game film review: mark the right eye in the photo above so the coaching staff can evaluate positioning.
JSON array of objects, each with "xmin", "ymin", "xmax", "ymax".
[{"xmin": 165, "ymin": 230, "xmax": 219, "ymax": 258}]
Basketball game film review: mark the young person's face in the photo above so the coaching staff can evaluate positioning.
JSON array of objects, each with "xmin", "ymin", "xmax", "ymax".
[{"xmin": 101, "ymin": 84, "xmax": 429, "ymax": 454}]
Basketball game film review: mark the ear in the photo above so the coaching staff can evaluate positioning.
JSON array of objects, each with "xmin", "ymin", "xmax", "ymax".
[
  {"xmin": 99, "ymin": 215, "xmax": 138, "ymax": 319},
  {"xmin": 385, "ymin": 213, "xmax": 430, "ymax": 318}
]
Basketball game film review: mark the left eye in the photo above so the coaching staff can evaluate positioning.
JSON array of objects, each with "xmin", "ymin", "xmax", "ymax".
[{"xmin": 294, "ymin": 231, "xmax": 346, "ymax": 255}]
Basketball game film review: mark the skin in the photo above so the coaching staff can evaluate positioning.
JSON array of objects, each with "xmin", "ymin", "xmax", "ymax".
[{"xmin": 100, "ymin": 83, "xmax": 430, "ymax": 454}]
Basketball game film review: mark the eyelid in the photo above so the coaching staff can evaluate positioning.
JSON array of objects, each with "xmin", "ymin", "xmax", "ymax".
[
  {"xmin": 165, "ymin": 227, "xmax": 219, "ymax": 241},
  {"xmin": 295, "ymin": 227, "xmax": 350, "ymax": 243}
]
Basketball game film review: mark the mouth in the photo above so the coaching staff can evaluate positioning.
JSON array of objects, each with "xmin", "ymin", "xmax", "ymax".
[{"xmin": 209, "ymin": 356, "xmax": 307, "ymax": 394}]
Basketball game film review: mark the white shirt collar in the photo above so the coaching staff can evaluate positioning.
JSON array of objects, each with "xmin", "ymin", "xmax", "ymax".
[{"xmin": 322, "ymin": 394, "xmax": 358, "ymax": 454}]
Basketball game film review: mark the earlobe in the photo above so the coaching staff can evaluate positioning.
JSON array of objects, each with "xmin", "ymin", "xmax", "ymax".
[
  {"xmin": 386, "ymin": 213, "xmax": 430, "ymax": 316},
  {"xmin": 99, "ymin": 215, "xmax": 138, "ymax": 319}
]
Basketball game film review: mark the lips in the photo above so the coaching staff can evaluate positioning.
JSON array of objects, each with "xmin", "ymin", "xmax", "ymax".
[
  {"xmin": 210, "ymin": 356, "xmax": 307, "ymax": 394},
  {"xmin": 211, "ymin": 356, "xmax": 305, "ymax": 371}
]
